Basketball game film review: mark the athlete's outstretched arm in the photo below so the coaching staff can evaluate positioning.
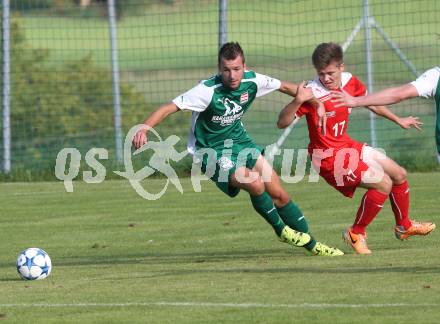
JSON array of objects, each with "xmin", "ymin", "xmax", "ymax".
[
  {"xmin": 365, "ymin": 105, "xmax": 423, "ymax": 130},
  {"xmin": 133, "ymin": 102, "xmax": 180, "ymax": 149},
  {"xmin": 330, "ymin": 83, "xmax": 419, "ymax": 108}
]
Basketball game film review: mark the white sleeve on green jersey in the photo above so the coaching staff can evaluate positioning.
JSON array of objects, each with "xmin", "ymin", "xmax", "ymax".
[
  {"xmin": 172, "ymin": 82, "xmax": 213, "ymax": 112},
  {"xmin": 253, "ymin": 73, "xmax": 281, "ymax": 97},
  {"xmin": 410, "ymin": 67, "xmax": 440, "ymax": 98}
]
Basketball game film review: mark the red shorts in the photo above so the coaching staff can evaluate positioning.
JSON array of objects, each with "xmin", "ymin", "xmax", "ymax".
[{"xmin": 310, "ymin": 141, "xmax": 369, "ymax": 198}]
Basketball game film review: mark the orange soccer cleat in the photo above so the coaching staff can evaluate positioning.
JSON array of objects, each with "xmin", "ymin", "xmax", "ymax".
[
  {"xmin": 342, "ymin": 227, "xmax": 372, "ymax": 255},
  {"xmin": 394, "ymin": 220, "xmax": 436, "ymax": 240}
]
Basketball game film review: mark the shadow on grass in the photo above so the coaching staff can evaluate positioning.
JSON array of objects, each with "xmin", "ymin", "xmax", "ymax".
[
  {"xmin": 0, "ymin": 278, "xmax": 26, "ymax": 282},
  {"xmin": 1, "ymin": 248, "xmax": 438, "ymax": 279}
]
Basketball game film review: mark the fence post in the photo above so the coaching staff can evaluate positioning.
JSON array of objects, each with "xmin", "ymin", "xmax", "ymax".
[
  {"xmin": 107, "ymin": 0, "xmax": 123, "ymax": 163},
  {"xmin": 219, "ymin": 0, "xmax": 227, "ymax": 48},
  {"xmin": 2, "ymin": 0, "xmax": 11, "ymax": 173},
  {"xmin": 363, "ymin": 0, "xmax": 377, "ymax": 147}
]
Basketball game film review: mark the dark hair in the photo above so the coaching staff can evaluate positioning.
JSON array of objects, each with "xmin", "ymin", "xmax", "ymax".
[
  {"xmin": 218, "ymin": 42, "xmax": 245, "ymax": 66},
  {"xmin": 312, "ymin": 42, "xmax": 343, "ymax": 70}
]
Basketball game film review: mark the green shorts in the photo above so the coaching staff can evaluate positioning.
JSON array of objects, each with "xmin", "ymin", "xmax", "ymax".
[{"xmin": 195, "ymin": 138, "xmax": 263, "ymax": 197}]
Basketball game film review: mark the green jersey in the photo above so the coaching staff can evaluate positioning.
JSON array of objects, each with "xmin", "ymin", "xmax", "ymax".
[
  {"xmin": 411, "ymin": 67, "xmax": 440, "ymax": 153},
  {"xmin": 172, "ymin": 71, "xmax": 281, "ymax": 154}
]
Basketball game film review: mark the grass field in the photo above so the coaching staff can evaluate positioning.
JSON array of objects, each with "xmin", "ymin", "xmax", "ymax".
[{"xmin": 1, "ymin": 173, "xmax": 439, "ymax": 323}]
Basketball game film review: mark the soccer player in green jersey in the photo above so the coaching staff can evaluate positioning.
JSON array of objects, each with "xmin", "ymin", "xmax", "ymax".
[
  {"xmin": 330, "ymin": 67, "xmax": 440, "ymax": 164},
  {"xmin": 133, "ymin": 42, "xmax": 343, "ymax": 256}
]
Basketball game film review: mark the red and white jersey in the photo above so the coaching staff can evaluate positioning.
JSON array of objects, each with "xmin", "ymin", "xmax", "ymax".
[{"xmin": 296, "ymin": 72, "xmax": 367, "ymax": 151}]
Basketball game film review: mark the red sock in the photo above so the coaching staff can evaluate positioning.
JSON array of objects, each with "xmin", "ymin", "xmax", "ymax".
[
  {"xmin": 389, "ymin": 181, "xmax": 411, "ymax": 230},
  {"xmin": 352, "ymin": 189, "xmax": 388, "ymax": 235}
]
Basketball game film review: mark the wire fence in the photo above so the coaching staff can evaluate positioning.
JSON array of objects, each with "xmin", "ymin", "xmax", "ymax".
[{"xmin": 1, "ymin": 0, "xmax": 439, "ymax": 179}]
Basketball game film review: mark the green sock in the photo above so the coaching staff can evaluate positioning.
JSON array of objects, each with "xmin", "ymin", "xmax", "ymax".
[
  {"xmin": 250, "ymin": 192, "xmax": 286, "ymax": 236},
  {"xmin": 276, "ymin": 200, "xmax": 308, "ymax": 232},
  {"xmin": 277, "ymin": 200, "xmax": 316, "ymax": 250}
]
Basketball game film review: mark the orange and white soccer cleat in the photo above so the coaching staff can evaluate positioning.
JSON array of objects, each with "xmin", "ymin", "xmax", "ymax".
[
  {"xmin": 342, "ymin": 227, "xmax": 372, "ymax": 255},
  {"xmin": 394, "ymin": 220, "xmax": 436, "ymax": 240}
]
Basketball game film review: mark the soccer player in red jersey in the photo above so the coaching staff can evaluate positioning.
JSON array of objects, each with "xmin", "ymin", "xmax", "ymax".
[{"xmin": 277, "ymin": 43, "xmax": 436, "ymax": 254}]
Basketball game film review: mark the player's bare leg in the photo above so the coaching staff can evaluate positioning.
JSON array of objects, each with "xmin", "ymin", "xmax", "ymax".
[
  {"xmin": 362, "ymin": 146, "xmax": 406, "ymax": 185},
  {"xmin": 250, "ymin": 156, "xmax": 289, "ymax": 207}
]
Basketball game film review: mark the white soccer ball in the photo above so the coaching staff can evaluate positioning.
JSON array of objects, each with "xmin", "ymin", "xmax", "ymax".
[{"xmin": 16, "ymin": 248, "xmax": 52, "ymax": 280}]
